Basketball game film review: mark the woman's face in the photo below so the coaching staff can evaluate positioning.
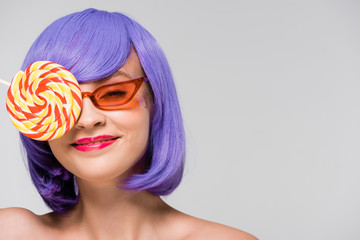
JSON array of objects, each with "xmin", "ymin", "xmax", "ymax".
[{"xmin": 48, "ymin": 50, "xmax": 153, "ymax": 183}]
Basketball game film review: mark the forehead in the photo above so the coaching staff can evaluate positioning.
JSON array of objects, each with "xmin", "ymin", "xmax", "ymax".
[{"xmin": 115, "ymin": 48, "xmax": 144, "ymax": 78}]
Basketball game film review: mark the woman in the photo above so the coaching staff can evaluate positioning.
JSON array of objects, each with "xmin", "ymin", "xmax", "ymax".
[{"xmin": 0, "ymin": 8, "xmax": 257, "ymax": 239}]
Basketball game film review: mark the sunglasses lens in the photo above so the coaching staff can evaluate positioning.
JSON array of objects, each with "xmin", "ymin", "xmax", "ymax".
[{"xmin": 95, "ymin": 82, "xmax": 137, "ymax": 106}]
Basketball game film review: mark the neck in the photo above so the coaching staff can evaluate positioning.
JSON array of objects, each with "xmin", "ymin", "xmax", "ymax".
[{"xmin": 57, "ymin": 177, "xmax": 174, "ymax": 239}]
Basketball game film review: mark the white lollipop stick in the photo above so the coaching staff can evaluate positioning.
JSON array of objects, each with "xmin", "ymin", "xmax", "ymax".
[{"xmin": 0, "ymin": 79, "xmax": 10, "ymax": 86}]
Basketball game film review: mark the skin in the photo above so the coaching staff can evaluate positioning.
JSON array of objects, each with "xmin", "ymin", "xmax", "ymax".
[{"xmin": 0, "ymin": 50, "xmax": 258, "ymax": 240}]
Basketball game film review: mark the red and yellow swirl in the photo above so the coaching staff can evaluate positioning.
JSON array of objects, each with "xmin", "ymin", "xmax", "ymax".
[{"xmin": 6, "ymin": 61, "xmax": 82, "ymax": 141}]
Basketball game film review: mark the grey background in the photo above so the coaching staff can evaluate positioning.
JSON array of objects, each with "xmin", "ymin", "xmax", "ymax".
[{"xmin": 1, "ymin": 1, "xmax": 360, "ymax": 239}]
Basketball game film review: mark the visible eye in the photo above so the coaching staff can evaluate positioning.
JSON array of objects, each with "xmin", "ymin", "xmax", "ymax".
[{"xmin": 100, "ymin": 91, "xmax": 127, "ymax": 99}]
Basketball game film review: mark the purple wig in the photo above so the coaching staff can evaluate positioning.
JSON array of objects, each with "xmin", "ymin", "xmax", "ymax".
[{"xmin": 19, "ymin": 8, "xmax": 185, "ymax": 213}]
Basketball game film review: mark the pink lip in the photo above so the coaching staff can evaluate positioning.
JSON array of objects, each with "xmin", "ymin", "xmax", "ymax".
[{"xmin": 71, "ymin": 135, "xmax": 120, "ymax": 152}]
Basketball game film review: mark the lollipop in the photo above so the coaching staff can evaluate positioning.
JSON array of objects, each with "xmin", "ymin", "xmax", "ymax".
[{"xmin": 6, "ymin": 61, "xmax": 82, "ymax": 141}]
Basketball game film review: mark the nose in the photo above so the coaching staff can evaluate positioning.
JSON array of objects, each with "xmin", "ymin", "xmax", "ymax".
[{"xmin": 75, "ymin": 97, "xmax": 106, "ymax": 129}]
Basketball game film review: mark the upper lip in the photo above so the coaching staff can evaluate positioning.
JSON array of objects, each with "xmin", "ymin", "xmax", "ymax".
[{"xmin": 71, "ymin": 135, "xmax": 120, "ymax": 145}]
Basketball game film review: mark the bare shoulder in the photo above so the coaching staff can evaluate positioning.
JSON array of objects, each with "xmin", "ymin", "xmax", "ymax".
[
  {"xmin": 0, "ymin": 207, "xmax": 45, "ymax": 239},
  {"xmin": 168, "ymin": 210, "xmax": 258, "ymax": 240},
  {"xmin": 190, "ymin": 217, "xmax": 258, "ymax": 240}
]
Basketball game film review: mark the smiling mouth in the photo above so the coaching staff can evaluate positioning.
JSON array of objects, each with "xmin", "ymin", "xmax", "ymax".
[{"xmin": 71, "ymin": 135, "xmax": 120, "ymax": 152}]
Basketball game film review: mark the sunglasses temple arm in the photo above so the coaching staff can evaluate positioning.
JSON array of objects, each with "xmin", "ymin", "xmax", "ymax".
[{"xmin": 0, "ymin": 79, "xmax": 10, "ymax": 86}]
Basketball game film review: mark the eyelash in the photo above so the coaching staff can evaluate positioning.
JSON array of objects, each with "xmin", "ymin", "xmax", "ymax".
[{"xmin": 102, "ymin": 90, "xmax": 126, "ymax": 96}]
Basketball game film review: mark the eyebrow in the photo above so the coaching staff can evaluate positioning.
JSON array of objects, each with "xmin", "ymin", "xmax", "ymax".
[
  {"xmin": 95, "ymin": 70, "xmax": 133, "ymax": 85},
  {"xmin": 111, "ymin": 70, "xmax": 133, "ymax": 79}
]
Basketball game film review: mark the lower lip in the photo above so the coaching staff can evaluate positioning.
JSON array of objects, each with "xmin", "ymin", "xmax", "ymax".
[{"xmin": 73, "ymin": 138, "xmax": 119, "ymax": 152}]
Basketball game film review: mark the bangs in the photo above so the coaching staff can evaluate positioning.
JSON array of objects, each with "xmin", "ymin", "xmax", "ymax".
[{"xmin": 22, "ymin": 9, "xmax": 131, "ymax": 83}]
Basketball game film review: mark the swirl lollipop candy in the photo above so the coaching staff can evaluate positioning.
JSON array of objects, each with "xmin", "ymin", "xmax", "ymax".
[{"xmin": 6, "ymin": 61, "xmax": 82, "ymax": 141}]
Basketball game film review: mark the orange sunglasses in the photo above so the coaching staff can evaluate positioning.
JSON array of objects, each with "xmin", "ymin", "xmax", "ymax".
[{"xmin": 81, "ymin": 77, "xmax": 149, "ymax": 110}]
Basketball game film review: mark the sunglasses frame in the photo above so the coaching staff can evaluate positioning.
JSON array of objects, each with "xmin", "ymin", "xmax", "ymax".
[{"xmin": 81, "ymin": 77, "xmax": 149, "ymax": 110}]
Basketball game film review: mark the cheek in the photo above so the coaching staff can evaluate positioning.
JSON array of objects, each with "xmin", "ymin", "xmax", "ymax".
[
  {"xmin": 110, "ymin": 93, "xmax": 152, "ymax": 133},
  {"xmin": 110, "ymin": 105, "xmax": 151, "ymax": 145},
  {"xmin": 109, "ymin": 104, "xmax": 151, "ymax": 163},
  {"xmin": 48, "ymin": 136, "xmax": 73, "ymax": 168}
]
